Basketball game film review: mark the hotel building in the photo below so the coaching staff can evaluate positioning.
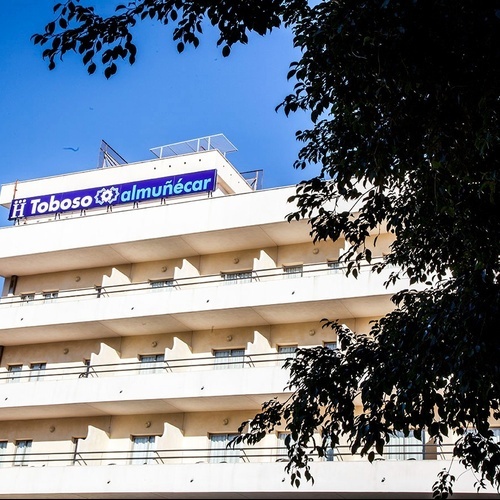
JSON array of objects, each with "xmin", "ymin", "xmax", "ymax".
[{"xmin": 0, "ymin": 135, "xmax": 494, "ymax": 498}]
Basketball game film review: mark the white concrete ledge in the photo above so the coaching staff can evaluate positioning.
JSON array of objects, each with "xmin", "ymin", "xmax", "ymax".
[{"xmin": 0, "ymin": 460, "xmax": 495, "ymax": 499}]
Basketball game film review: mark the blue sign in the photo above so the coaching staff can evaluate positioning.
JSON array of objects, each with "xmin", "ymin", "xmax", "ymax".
[{"xmin": 9, "ymin": 169, "xmax": 217, "ymax": 220}]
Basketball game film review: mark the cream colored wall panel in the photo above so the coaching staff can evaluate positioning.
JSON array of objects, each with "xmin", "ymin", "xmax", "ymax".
[
  {"xmin": 0, "ymin": 416, "xmax": 109, "ymax": 442},
  {"xmin": 118, "ymin": 333, "xmax": 171, "ymax": 360},
  {"xmin": 8, "ymin": 266, "xmax": 114, "ymax": 297},
  {"xmin": 190, "ymin": 326, "xmax": 256, "ymax": 355},
  {"xmin": 130, "ymin": 259, "xmax": 180, "ymax": 283},
  {"xmin": 200, "ymin": 248, "xmax": 263, "ymax": 276},
  {"xmin": 1, "ymin": 338, "xmax": 104, "ymax": 367}
]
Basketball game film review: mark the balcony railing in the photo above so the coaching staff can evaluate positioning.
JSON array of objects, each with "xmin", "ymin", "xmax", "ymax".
[
  {"xmin": 0, "ymin": 442, "xmax": 455, "ymax": 468},
  {"xmin": 0, "ymin": 351, "xmax": 297, "ymax": 384},
  {"xmin": 0, "ymin": 259, "xmax": 391, "ymax": 308},
  {"xmin": 0, "ymin": 441, "xmax": 455, "ymax": 468}
]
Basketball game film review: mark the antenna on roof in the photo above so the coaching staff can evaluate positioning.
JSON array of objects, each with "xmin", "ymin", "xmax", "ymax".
[{"xmin": 97, "ymin": 140, "xmax": 128, "ymax": 168}]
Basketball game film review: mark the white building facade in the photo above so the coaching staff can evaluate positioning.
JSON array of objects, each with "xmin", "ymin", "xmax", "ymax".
[{"xmin": 0, "ymin": 136, "xmax": 494, "ymax": 498}]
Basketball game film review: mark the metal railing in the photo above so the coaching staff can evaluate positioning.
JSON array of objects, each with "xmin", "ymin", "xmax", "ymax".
[
  {"xmin": 0, "ymin": 259, "xmax": 384, "ymax": 308},
  {"xmin": 149, "ymin": 134, "xmax": 238, "ymax": 159},
  {"xmin": 0, "ymin": 443, "xmax": 455, "ymax": 468},
  {"xmin": 0, "ymin": 351, "xmax": 295, "ymax": 383}
]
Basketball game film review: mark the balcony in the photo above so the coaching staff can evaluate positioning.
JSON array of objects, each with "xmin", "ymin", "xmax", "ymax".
[
  {"xmin": 0, "ymin": 441, "xmax": 455, "ymax": 468},
  {"xmin": 0, "ymin": 261, "xmax": 405, "ymax": 345},
  {"xmin": 0, "ymin": 444, "xmax": 491, "ymax": 499},
  {"xmin": 0, "ymin": 352, "xmax": 293, "ymax": 421}
]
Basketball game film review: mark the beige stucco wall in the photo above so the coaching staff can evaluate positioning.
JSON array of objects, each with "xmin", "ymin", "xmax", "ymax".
[
  {"xmin": 0, "ymin": 317, "xmax": 382, "ymax": 374},
  {"xmin": 0, "ymin": 409, "xmax": 474, "ymax": 475},
  {"xmin": 1, "ymin": 338, "xmax": 111, "ymax": 371},
  {"xmin": 2, "ymin": 239, "xmax": 345, "ymax": 294}
]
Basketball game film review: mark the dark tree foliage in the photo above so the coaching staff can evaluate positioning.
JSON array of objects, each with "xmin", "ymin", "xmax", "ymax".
[
  {"xmin": 32, "ymin": 0, "xmax": 306, "ymax": 78},
  {"xmin": 34, "ymin": 1, "xmax": 500, "ymax": 497}
]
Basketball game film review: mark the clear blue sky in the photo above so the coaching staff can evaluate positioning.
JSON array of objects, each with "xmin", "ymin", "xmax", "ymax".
[{"xmin": 0, "ymin": 1, "xmax": 316, "ymax": 228}]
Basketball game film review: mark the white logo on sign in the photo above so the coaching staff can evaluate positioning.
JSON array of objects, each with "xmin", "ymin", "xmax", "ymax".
[{"xmin": 95, "ymin": 187, "xmax": 120, "ymax": 205}]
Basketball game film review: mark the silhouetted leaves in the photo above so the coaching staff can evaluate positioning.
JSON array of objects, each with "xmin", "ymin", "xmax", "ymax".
[{"xmin": 33, "ymin": 0, "xmax": 306, "ymax": 77}]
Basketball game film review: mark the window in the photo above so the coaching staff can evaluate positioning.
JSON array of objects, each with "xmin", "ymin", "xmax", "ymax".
[
  {"xmin": 327, "ymin": 260, "xmax": 342, "ymax": 274},
  {"xmin": 8, "ymin": 365, "xmax": 22, "ymax": 383},
  {"xmin": 222, "ymin": 271, "xmax": 252, "ymax": 284},
  {"xmin": 150, "ymin": 279, "xmax": 174, "ymax": 289},
  {"xmin": 139, "ymin": 354, "xmax": 165, "ymax": 375},
  {"xmin": 277, "ymin": 432, "xmax": 294, "ymax": 461},
  {"xmin": 283, "ymin": 264, "xmax": 303, "ymax": 278},
  {"xmin": 324, "ymin": 342, "xmax": 338, "ymax": 351},
  {"xmin": 277, "ymin": 345, "xmax": 297, "ymax": 363},
  {"xmin": 209, "ymin": 433, "xmax": 240, "ymax": 463},
  {"xmin": 383, "ymin": 252, "xmax": 396, "ymax": 268},
  {"xmin": 492, "ymin": 428, "xmax": 500, "ymax": 442},
  {"xmin": 322, "ymin": 435, "xmax": 335, "ymax": 462},
  {"xmin": 384, "ymin": 431, "xmax": 424, "ymax": 460},
  {"xmin": 42, "ymin": 291, "xmax": 58, "ymax": 302},
  {"xmin": 130, "ymin": 435, "xmax": 157, "ymax": 465},
  {"xmin": 14, "ymin": 440, "xmax": 32, "ymax": 466},
  {"xmin": 213, "ymin": 348, "xmax": 245, "ymax": 369},
  {"xmin": 20, "ymin": 293, "xmax": 35, "ymax": 304},
  {"xmin": 467, "ymin": 428, "xmax": 500, "ymax": 443},
  {"xmin": 30, "ymin": 363, "xmax": 46, "ymax": 382},
  {"xmin": 0, "ymin": 441, "xmax": 7, "ymax": 467}
]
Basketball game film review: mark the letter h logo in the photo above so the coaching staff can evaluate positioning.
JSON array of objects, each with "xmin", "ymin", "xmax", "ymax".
[{"xmin": 10, "ymin": 199, "xmax": 27, "ymax": 219}]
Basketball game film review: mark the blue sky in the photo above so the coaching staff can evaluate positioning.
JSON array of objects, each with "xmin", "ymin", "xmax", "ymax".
[{"xmin": 0, "ymin": 1, "xmax": 316, "ymax": 228}]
